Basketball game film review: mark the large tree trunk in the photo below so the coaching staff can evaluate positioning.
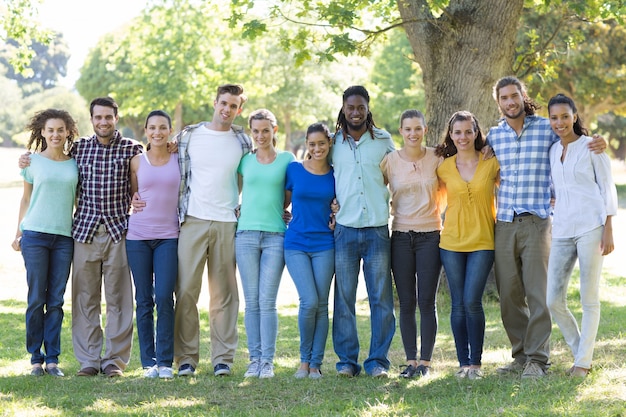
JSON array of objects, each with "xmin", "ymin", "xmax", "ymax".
[{"xmin": 398, "ymin": 0, "xmax": 524, "ymax": 145}]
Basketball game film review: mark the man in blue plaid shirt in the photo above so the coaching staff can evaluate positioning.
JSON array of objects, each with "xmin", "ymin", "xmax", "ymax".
[{"xmin": 487, "ymin": 76, "xmax": 605, "ymax": 379}]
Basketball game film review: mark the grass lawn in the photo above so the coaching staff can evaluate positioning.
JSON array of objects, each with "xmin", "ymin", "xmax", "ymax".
[{"xmin": 0, "ymin": 269, "xmax": 625, "ymax": 416}]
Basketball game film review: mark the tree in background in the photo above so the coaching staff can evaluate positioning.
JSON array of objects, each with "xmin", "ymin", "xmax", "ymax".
[
  {"xmin": 229, "ymin": 0, "xmax": 626, "ymax": 145},
  {"xmin": 521, "ymin": 13, "xmax": 626, "ymax": 123},
  {"xmin": 368, "ymin": 29, "xmax": 425, "ymax": 136},
  {"xmin": 0, "ymin": 34, "xmax": 70, "ymax": 96},
  {"xmin": 0, "ymin": 0, "xmax": 51, "ymax": 74}
]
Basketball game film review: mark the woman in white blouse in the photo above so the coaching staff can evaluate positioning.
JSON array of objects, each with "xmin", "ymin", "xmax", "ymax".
[{"xmin": 546, "ymin": 94, "xmax": 618, "ymax": 378}]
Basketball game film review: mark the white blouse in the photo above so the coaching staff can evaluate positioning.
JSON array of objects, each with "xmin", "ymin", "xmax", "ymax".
[{"xmin": 549, "ymin": 135, "xmax": 618, "ymax": 238}]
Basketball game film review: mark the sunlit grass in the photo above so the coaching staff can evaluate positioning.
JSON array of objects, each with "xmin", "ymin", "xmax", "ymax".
[{"xmin": 0, "ymin": 269, "xmax": 624, "ymax": 416}]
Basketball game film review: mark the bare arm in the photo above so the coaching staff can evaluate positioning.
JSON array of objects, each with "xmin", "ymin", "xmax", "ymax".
[
  {"xmin": 601, "ymin": 216, "xmax": 614, "ymax": 256},
  {"xmin": 129, "ymin": 155, "xmax": 145, "ymax": 212},
  {"xmin": 12, "ymin": 181, "xmax": 33, "ymax": 251}
]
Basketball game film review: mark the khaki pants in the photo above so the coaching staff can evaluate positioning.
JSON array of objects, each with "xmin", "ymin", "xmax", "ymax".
[
  {"xmin": 174, "ymin": 216, "xmax": 238, "ymax": 368},
  {"xmin": 494, "ymin": 215, "xmax": 552, "ymax": 367},
  {"xmin": 71, "ymin": 227, "xmax": 133, "ymax": 370}
]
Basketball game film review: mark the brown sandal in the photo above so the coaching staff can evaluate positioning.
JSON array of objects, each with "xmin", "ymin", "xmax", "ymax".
[{"xmin": 570, "ymin": 366, "xmax": 590, "ymax": 378}]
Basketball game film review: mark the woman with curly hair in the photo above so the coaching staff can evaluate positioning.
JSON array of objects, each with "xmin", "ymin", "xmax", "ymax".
[{"xmin": 12, "ymin": 109, "xmax": 79, "ymax": 377}]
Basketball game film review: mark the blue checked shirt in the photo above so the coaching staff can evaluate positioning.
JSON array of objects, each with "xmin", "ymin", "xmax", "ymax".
[
  {"xmin": 72, "ymin": 132, "xmax": 143, "ymax": 243},
  {"xmin": 487, "ymin": 115, "xmax": 559, "ymax": 222}
]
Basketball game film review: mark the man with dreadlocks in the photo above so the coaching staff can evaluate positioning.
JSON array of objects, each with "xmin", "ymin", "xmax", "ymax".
[{"xmin": 330, "ymin": 85, "xmax": 396, "ymax": 378}]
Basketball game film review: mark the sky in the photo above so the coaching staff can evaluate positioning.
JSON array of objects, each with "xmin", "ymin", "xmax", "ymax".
[{"xmin": 39, "ymin": 0, "xmax": 146, "ymax": 88}]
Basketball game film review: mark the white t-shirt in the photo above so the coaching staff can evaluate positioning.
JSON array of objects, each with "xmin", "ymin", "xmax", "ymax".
[{"xmin": 187, "ymin": 125, "xmax": 243, "ymax": 222}]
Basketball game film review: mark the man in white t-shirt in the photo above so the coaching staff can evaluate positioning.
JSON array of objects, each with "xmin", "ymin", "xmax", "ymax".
[{"xmin": 174, "ymin": 84, "xmax": 252, "ymax": 377}]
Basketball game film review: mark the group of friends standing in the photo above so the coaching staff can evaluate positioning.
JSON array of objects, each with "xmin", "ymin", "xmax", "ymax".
[{"xmin": 12, "ymin": 76, "xmax": 617, "ymax": 383}]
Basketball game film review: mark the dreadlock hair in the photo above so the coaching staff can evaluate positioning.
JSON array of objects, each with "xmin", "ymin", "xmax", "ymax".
[
  {"xmin": 493, "ymin": 76, "xmax": 540, "ymax": 116},
  {"xmin": 439, "ymin": 110, "xmax": 486, "ymax": 159},
  {"xmin": 547, "ymin": 94, "xmax": 589, "ymax": 137},
  {"xmin": 335, "ymin": 85, "xmax": 378, "ymax": 141},
  {"xmin": 25, "ymin": 108, "xmax": 78, "ymax": 154}
]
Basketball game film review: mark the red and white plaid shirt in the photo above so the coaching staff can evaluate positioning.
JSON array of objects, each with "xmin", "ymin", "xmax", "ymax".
[{"xmin": 71, "ymin": 131, "xmax": 143, "ymax": 243}]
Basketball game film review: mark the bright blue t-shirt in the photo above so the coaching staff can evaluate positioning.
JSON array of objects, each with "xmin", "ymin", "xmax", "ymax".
[{"xmin": 284, "ymin": 161, "xmax": 335, "ymax": 252}]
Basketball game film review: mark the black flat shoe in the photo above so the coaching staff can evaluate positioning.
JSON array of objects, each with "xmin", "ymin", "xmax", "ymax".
[
  {"xmin": 31, "ymin": 366, "xmax": 44, "ymax": 376},
  {"xmin": 400, "ymin": 364, "xmax": 417, "ymax": 378},
  {"xmin": 415, "ymin": 364, "xmax": 430, "ymax": 377},
  {"xmin": 45, "ymin": 366, "xmax": 64, "ymax": 377}
]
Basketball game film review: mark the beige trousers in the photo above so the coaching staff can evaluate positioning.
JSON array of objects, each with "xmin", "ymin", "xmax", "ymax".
[
  {"xmin": 71, "ymin": 226, "xmax": 133, "ymax": 370},
  {"xmin": 174, "ymin": 216, "xmax": 239, "ymax": 369}
]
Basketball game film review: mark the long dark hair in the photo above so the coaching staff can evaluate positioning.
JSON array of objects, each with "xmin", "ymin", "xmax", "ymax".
[
  {"xmin": 439, "ymin": 111, "xmax": 485, "ymax": 158},
  {"xmin": 335, "ymin": 85, "xmax": 377, "ymax": 141},
  {"xmin": 547, "ymin": 94, "xmax": 589, "ymax": 136}
]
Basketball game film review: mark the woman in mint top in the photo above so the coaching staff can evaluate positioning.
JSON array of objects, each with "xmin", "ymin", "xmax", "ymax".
[
  {"xmin": 12, "ymin": 109, "xmax": 79, "ymax": 377},
  {"xmin": 236, "ymin": 109, "xmax": 295, "ymax": 379}
]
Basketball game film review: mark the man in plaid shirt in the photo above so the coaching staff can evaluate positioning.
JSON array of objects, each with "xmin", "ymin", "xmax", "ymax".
[
  {"xmin": 488, "ymin": 76, "xmax": 605, "ymax": 379},
  {"xmin": 71, "ymin": 97, "xmax": 143, "ymax": 377}
]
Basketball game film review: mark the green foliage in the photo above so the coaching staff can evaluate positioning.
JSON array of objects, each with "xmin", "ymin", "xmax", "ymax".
[
  {"xmin": 8, "ymin": 87, "xmax": 90, "ymax": 147},
  {"xmin": 0, "ymin": 0, "xmax": 53, "ymax": 74},
  {"xmin": 0, "ymin": 33, "xmax": 70, "ymax": 96},
  {"xmin": 368, "ymin": 29, "xmax": 425, "ymax": 135},
  {"xmin": 598, "ymin": 112, "xmax": 626, "ymax": 161}
]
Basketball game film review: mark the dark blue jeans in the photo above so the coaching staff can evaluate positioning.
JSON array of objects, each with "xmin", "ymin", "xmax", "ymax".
[
  {"xmin": 440, "ymin": 249, "xmax": 494, "ymax": 367},
  {"xmin": 21, "ymin": 230, "xmax": 73, "ymax": 365},
  {"xmin": 391, "ymin": 231, "xmax": 441, "ymax": 362},
  {"xmin": 126, "ymin": 238, "xmax": 178, "ymax": 367}
]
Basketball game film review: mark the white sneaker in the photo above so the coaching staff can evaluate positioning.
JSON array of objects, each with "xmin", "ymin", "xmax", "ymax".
[
  {"xmin": 259, "ymin": 362, "xmax": 275, "ymax": 379},
  {"xmin": 244, "ymin": 360, "xmax": 261, "ymax": 378},
  {"xmin": 143, "ymin": 365, "xmax": 158, "ymax": 378},
  {"xmin": 158, "ymin": 366, "xmax": 173, "ymax": 379}
]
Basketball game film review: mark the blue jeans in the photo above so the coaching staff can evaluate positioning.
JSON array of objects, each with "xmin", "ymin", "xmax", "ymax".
[
  {"xmin": 285, "ymin": 248, "xmax": 335, "ymax": 369},
  {"xmin": 235, "ymin": 231, "xmax": 285, "ymax": 363},
  {"xmin": 391, "ymin": 231, "xmax": 441, "ymax": 362},
  {"xmin": 21, "ymin": 230, "xmax": 73, "ymax": 365},
  {"xmin": 126, "ymin": 238, "xmax": 178, "ymax": 367},
  {"xmin": 440, "ymin": 249, "xmax": 494, "ymax": 367},
  {"xmin": 332, "ymin": 224, "xmax": 395, "ymax": 375}
]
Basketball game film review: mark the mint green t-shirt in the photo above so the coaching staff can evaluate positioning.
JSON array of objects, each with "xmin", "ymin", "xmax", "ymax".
[
  {"xmin": 20, "ymin": 153, "xmax": 78, "ymax": 237},
  {"xmin": 237, "ymin": 150, "xmax": 295, "ymax": 232}
]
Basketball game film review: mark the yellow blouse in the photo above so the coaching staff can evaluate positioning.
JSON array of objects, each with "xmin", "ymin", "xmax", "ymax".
[{"xmin": 436, "ymin": 156, "xmax": 499, "ymax": 252}]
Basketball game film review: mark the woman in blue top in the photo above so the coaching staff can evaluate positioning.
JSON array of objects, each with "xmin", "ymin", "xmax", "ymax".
[
  {"xmin": 236, "ymin": 109, "xmax": 295, "ymax": 379},
  {"xmin": 12, "ymin": 109, "xmax": 79, "ymax": 377},
  {"xmin": 285, "ymin": 123, "xmax": 336, "ymax": 380}
]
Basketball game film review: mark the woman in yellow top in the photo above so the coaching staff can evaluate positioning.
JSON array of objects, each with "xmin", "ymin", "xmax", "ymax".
[{"xmin": 436, "ymin": 111, "xmax": 499, "ymax": 380}]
